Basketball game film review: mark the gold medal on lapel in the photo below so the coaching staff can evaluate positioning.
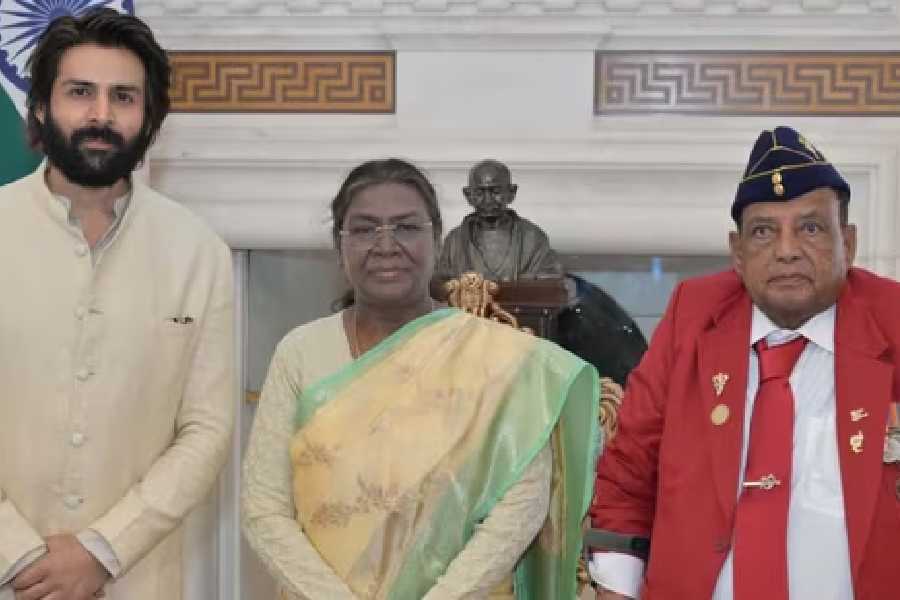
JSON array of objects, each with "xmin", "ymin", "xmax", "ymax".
[
  {"xmin": 711, "ymin": 404, "xmax": 730, "ymax": 426},
  {"xmin": 850, "ymin": 430, "xmax": 865, "ymax": 454},
  {"xmin": 712, "ymin": 373, "xmax": 729, "ymax": 397}
]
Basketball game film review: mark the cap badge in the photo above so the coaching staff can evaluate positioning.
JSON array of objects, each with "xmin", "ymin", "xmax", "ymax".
[{"xmin": 772, "ymin": 170, "xmax": 785, "ymax": 196}]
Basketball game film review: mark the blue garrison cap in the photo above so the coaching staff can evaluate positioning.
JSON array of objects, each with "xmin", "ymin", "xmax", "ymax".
[{"xmin": 732, "ymin": 126, "xmax": 850, "ymax": 223}]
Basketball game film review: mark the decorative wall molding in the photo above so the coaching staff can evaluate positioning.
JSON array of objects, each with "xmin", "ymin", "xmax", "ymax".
[
  {"xmin": 139, "ymin": 2, "xmax": 899, "ymax": 51},
  {"xmin": 168, "ymin": 52, "xmax": 395, "ymax": 112},
  {"xmin": 596, "ymin": 52, "xmax": 900, "ymax": 115},
  {"xmin": 138, "ymin": 0, "xmax": 893, "ymax": 17}
]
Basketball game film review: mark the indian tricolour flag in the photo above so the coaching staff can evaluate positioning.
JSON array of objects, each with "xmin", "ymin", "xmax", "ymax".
[{"xmin": 0, "ymin": 0, "xmax": 133, "ymax": 186}]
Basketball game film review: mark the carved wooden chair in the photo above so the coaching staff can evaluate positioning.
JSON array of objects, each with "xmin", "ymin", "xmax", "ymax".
[
  {"xmin": 444, "ymin": 270, "xmax": 622, "ymax": 440},
  {"xmin": 444, "ymin": 271, "xmax": 531, "ymax": 332}
]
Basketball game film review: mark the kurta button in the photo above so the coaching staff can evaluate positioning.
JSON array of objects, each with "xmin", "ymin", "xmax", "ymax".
[
  {"xmin": 74, "ymin": 306, "xmax": 87, "ymax": 319},
  {"xmin": 71, "ymin": 432, "xmax": 85, "ymax": 447},
  {"xmin": 74, "ymin": 243, "xmax": 88, "ymax": 257},
  {"xmin": 64, "ymin": 495, "xmax": 82, "ymax": 510},
  {"xmin": 76, "ymin": 368, "xmax": 90, "ymax": 381},
  {"xmin": 714, "ymin": 538, "xmax": 730, "ymax": 553}
]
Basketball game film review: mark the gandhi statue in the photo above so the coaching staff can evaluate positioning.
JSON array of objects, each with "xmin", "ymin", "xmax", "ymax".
[{"xmin": 437, "ymin": 159, "xmax": 562, "ymax": 282}]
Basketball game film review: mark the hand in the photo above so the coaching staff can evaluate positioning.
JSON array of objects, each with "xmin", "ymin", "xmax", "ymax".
[
  {"xmin": 595, "ymin": 586, "xmax": 633, "ymax": 600},
  {"xmin": 13, "ymin": 534, "xmax": 109, "ymax": 600}
]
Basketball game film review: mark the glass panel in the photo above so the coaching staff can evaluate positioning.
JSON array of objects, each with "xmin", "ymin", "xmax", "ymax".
[
  {"xmin": 561, "ymin": 254, "xmax": 731, "ymax": 339},
  {"xmin": 246, "ymin": 250, "xmax": 730, "ymax": 390},
  {"xmin": 246, "ymin": 249, "xmax": 346, "ymax": 392}
]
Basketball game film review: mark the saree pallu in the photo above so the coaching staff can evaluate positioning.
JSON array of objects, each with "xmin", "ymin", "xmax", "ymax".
[{"xmin": 289, "ymin": 308, "xmax": 598, "ymax": 599}]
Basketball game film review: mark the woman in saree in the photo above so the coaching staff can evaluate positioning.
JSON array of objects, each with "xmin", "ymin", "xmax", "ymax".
[{"xmin": 241, "ymin": 159, "xmax": 598, "ymax": 600}]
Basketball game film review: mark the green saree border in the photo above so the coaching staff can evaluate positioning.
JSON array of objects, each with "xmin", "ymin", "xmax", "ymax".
[{"xmin": 294, "ymin": 307, "xmax": 458, "ymax": 428}]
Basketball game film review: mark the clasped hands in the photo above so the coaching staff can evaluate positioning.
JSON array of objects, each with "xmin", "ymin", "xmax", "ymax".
[{"xmin": 12, "ymin": 535, "xmax": 108, "ymax": 600}]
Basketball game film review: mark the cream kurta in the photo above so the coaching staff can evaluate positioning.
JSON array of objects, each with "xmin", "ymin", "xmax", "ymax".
[
  {"xmin": 242, "ymin": 312, "xmax": 551, "ymax": 600},
  {"xmin": 0, "ymin": 168, "xmax": 235, "ymax": 600}
]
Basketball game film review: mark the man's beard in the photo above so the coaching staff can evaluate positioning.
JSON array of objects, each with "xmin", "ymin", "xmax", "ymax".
[{"xmin": 40, "ymin": 111, "xmax": 147, "ymax": 188}]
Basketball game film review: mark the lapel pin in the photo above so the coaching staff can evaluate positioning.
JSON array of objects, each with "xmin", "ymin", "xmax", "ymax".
[
  {"xmin": 712, "ymin": 373, "xmax": 729, "ymax": 397},
  {"xmin": 711, "ymin": 403, "xmax": 730, "ymax": 426},
  {"xmin": 742, "ymin": 473, "xmax": 781, "ymax": 490},
  {"xmin": 850, "ymin": 408, "xmax": 869, "ymax": 422},
  {"xmin": 850, "ymin": 430, "xmax": 865, "ymax": 454}
]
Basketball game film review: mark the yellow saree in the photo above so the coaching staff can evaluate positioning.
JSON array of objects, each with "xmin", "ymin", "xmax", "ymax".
[{"xmin": 289, "ymin": 308, "xmax": 598, "ymax": 599}]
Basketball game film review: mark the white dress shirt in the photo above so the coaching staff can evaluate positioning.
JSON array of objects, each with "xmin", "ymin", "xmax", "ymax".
[{"xmin": 591, "ymin": 305, "xmax": 853, "ymax": 600}]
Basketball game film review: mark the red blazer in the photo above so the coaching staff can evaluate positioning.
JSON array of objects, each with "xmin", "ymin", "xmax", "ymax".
[{"xmin": 590, "ymin": 268, "xmax": 900, "ymax": 599}]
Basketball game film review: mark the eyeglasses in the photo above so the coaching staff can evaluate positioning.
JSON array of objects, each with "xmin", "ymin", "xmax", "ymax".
[{"xmin": 339, "ymin": 221, "xmax": 433, "ymax": 247}]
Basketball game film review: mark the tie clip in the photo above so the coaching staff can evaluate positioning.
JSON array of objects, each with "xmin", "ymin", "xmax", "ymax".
[{"xmin": 742, "ymin": 474, "xmax": 781, "ymax": 490}]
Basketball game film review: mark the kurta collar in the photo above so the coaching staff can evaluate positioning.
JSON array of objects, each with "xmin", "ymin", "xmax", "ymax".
[
  {"xmin": 31, "ymin": 160, "xmax": 139, "ymax": 234},
  {"xmin": 42, "ymin": 162, "xmax": 132, "ymax": 222},
  {"xmin": 52, "ymin": 190, "xmax": 131, "ymax": 224}
]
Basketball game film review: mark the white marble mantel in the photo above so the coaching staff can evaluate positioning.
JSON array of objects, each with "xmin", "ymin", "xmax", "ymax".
[{"xmin": 151, "ymin": 114, "xmax": 900, "ymax": 276}]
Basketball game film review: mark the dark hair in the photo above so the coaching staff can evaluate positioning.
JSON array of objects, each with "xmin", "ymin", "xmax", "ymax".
[
  {"xmin": 330, "ymin": 158, "xmax": 443, "ymax": 310},
  {"xmin": 25, "ymin": 9, "xmax": 171, "ymax": 154},
  {"xmin": 330, "ymin": 158, "xmax": 443, "ymax": 249}
]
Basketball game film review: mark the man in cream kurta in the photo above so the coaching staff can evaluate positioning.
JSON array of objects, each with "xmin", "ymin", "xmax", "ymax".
[{"xmin": 0, "ymin": 10, "xmax": 234, "ymax": 600}]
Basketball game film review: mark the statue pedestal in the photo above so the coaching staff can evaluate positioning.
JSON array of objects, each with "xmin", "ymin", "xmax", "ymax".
[{"xmin": 495, "ymin": 277, "xmax": 569, "ymax": 339}]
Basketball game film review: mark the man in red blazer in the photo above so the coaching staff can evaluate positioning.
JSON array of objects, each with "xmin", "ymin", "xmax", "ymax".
[{"xmin": 588, "ymin": 126, "xmax": 900, "ymax": 600}]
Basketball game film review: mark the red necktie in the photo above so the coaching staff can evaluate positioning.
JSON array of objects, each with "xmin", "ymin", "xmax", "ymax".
[{"xmin": 733, "ymin": 336, "xmax": 808, "ymax": 600}]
